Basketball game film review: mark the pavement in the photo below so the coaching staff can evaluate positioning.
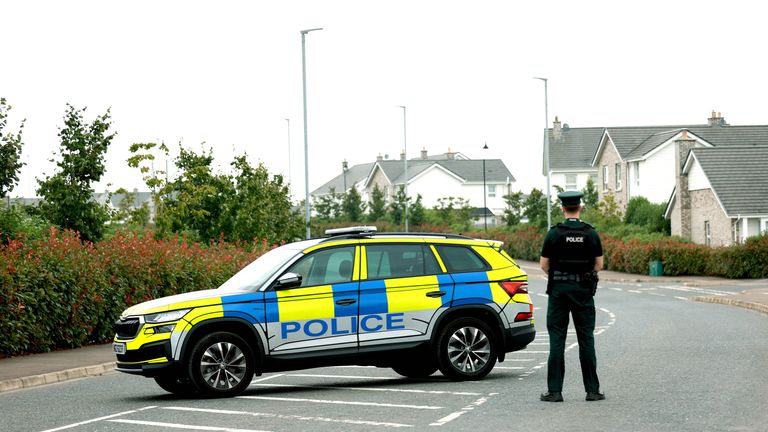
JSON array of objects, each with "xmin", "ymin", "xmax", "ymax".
[{"xmin": 1, "ymin": 262, "xmax": 766, "ymax": 394}]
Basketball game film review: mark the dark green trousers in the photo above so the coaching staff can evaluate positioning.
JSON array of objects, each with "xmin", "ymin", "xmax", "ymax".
[{"xmin": 546, "ymin": 281, "xmax": 600, "ymax": 393}]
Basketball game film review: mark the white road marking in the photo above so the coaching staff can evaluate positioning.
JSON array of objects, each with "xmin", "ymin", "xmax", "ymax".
[
  {"xmin": 656, "ymin": 285, "xmax": 733, "ymax": 296},
  {"xmin": 537, "ymin": 293, "xmax": 548, "ymax": 298},
  {"xmin": 608, "ymin": 287, "xmax": 623, "ymax": 291},
  {"xmin": 528, "ymin": 342, "xmax": 549, "ymax": 345},
  {"xmin": 430, "ymin": 396, "xmax": 490, "ymax": 427},
  {"xmin": 40, "ymin": 406, "xmax": 156, "ymax": 432},
  {"xmin": 238, "ymin": 395, "xmax": 441, "ymax": 410},
  {"xmin": 162, "ymin": 406, "xmax": 412, "ymax": 428},
  {"xmin": 648, "ymin": 293, "xmax": 667, "ymax": 297},
  {"xmin": 252, "ymin": 382, "xmax": 482, "ymax": 396},
  {"xmin": 675, "ymin": 296, "xmax": 689, "ymax": 301},
  {"xmin": 284, "ymin": 373, "xmax": 397, "ymax": 380},
  {"xmin": 109, "ymin": 419, "xmax": 269, "ymax": 431},
  {"xmin": 249, "ymin": 374, "xmax": 284, "ymax": 384},
  {"xmin": 504, "ymin": 358, "xmax": 536, "ymax": 362},
  {"xmin": 518, "ymin": 351, "xmax": 550, "ymax": 354},
  {"xmin": 493, "ymin": 366, "xmax": 526, "ymax": 370},
  {"xmin": 628, "ymin": 290, "xmax": 642, "ymax": 294}
]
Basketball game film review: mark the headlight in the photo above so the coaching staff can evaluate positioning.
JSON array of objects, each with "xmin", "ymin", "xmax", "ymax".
[{"xmin": 144, "ymin": 309, "xmax": 190, "ymax": 323}]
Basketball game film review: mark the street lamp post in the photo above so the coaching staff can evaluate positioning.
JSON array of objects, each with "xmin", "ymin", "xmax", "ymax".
[
  {"xmin": 482, "ymin": 142, "xmax": 488, "ymax": 232},
  {"xmin": 398, "ymin": 105, "xmax": 408, "ymax": 232},
  {"xmin": 284, "ymin": 118, "xmax": 291, "ymax": 195},
  {"xmin": 534, "ymin": 77, "xmax": 552, "ymax": 228},
  {"xmin": 301, "ymin": 27, "xmax": 323, "ymax": 239},
  {"xmin": 342, "ymin": 160, "xmax": 348, "ymax": 192}
]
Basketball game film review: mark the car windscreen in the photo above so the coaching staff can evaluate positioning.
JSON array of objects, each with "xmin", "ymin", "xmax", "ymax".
[{"xmin": 217, "ymin": 245, "xmax": 302, "ymax": 292}]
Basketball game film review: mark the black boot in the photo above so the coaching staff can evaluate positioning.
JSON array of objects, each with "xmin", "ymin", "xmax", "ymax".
[
  {"xmin": 540, "ymin": 391, "xmax": 564, "ymax": 402},
  {"xmin": 586, "ymin": 392, "xmax": 605, "ymax": 401}
]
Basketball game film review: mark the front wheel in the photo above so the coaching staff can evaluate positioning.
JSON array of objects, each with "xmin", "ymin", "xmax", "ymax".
[
  {"xmin": 436, "ymin": 317, "xmax": 497, "ymax": 380},
  {"xmin": 188, "ymin": 332, "xmax": 256, "ymax": 397}
]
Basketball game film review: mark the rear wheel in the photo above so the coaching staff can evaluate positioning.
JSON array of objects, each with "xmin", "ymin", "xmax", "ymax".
[
  {"xmin": 154, "ymin": 374, "xmax": 197, "ymax": 396},
  {"xmin": 436, "ymin": 317, "xmax": 497, "ymax": 380},
  {"xmin": 188, "ymin": 332, "xmax": 256, "ymax": 397}
]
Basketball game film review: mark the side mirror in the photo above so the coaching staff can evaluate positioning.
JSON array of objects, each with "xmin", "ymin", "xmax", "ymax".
[{"xmin": 274, "ymin": 272, "xmax": 302, "ymax": 290}]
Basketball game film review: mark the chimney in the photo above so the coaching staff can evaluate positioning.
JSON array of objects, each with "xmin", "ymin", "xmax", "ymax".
[
  {"xmin": 376, "ymin": 154, "xmax": 383, "ymax": 162},
  {"xmin": 400, "ymin": 149, "xmax": 406, "ymax": 160},
  {"xmin": 445, "ymin": 147, "xmax": 455, "ymax": 160},
  {"xmin": 421, "ymin": 147, "xmax": 428, "ymax": 160},
  {"xmin": 553, "ymin": 116, "xmax": 562, "ymax": 141},
  {"xmin": 708, "ymin": 110, "xmax": 727, "ymax": 127},
  {"xmin": 674, "ymin": 130, "xmax": 696, "ymax": 240}
]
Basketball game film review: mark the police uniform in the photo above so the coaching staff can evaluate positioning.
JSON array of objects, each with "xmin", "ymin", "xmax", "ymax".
[{"xmin": 540, "ymin": 191, "xmax": 604, "ymax": 402}]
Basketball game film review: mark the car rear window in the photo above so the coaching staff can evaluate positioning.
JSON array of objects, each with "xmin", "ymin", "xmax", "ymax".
[{"xmin": 434, "ymin": 245, "xmax": 489, "ymax": 273}]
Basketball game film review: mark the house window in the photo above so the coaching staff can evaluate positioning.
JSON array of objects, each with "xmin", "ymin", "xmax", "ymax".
[
  {"xmin": 589, "ymin": 173, "xmax": 598, "ymax": 186},
  {"xmin": 615, "ymin": 163, "xmax": 622, "ymax": 190},
  {"xmin": 633, "ymin": 162, "xmax": 640, "ymax": 187},
  {"xmin": 487, "ymin": 184, "xmax": 496, "ymax": 198},
  {"xmin": 565, "ymin": 174, "xmax": 577, "ymax": 191},
  {"xmin": 704, "ymin": 221, "xmax": 712, "ymax": 246},
  {"xmin": 602, "ymin": 165, "xmax": 609, "ymax": 190}
]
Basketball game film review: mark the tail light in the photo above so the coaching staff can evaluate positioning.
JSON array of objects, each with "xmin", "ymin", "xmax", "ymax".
[
  {"xmin": 498, "ymin": 281, "xmax": 528, "ymax": 296},
  {"xmin": 514, "ymin": 304, "xmax": 534, "ymax": 322}
]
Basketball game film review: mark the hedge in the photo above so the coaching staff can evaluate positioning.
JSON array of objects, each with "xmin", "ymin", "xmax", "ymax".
[
  {"xmin": 0, "ymin": 228, "xmax": 267, "ymax": 356},
  {"xmin": 469, "ymin": 226, "xmax": 768, "ymax": 279}
]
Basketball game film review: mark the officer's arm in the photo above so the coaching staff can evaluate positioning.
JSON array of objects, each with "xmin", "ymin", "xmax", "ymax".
[
  {"xmin": 594, "ymin": 256, "xmax": 603, "ymax": 272},
  {"xmin": 540, "ymin": 256, "xmax": 550, "ymax": 273}
]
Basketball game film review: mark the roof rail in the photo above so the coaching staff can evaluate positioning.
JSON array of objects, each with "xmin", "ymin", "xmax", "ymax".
[{"xmin": 324, "ymin": 226, "xmax": 378, "ymax": 237}]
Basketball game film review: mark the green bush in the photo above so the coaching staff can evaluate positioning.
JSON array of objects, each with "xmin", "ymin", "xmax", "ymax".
[{"xmin": 0, "ymin": 228, "xmax": 268, "ymax": 356}]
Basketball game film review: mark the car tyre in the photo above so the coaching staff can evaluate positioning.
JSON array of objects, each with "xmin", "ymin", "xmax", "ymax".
[
  {"xmin": 436, "ymin": 317, "xmax": 497, "ymax": 381},
  {"xmin": 188, "ymin": 331, "xmax": 256, "ymax": 397},
  {"xmin": 154, "ymin": 374, "xmax": 198, "ymax": 396}
]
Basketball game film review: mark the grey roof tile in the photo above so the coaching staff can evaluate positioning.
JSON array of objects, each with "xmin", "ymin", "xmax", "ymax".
[
  {"xmin": 690, "ymin": 145, "xmax": 768, "ymax": 215},
  {"xmin": 547, "ymin": 127, "xmax": 604, "ymax": 171}
]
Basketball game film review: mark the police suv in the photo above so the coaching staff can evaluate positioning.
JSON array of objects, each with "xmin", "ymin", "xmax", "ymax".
[{"xmin": 113, "ymin": 227, "xmax": 535, "ymax": 397}]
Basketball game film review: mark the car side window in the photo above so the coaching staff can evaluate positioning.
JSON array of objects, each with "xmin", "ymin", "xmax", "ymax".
[
  {"xmin": 284, "ymin": 246, "xmax": 355, "ymax": 287},
  {"xmin": 366, "ymin": 244, "xmax": 441, "ymax": 279},
  {"xmin": 434, "ymin": 245, "xmax": 489, "ymax": 273}
]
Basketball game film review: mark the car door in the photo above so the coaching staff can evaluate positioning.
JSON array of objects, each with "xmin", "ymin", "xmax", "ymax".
[
  {"xmin": 265, "ymin": 245, "xmax": 359, "ymax": 355},
  {"xmin": 358, "ymin": 242, "xmax": 453, "ymax": 348}
]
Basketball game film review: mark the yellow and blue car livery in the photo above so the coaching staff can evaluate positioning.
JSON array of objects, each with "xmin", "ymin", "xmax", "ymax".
[{"xmin": 113, "ymin": 231, "xmax": 535, "ymax": 386}]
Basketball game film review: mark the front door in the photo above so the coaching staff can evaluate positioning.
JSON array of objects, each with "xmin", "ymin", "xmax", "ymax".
[{"xmin": 265, "ymin": 245, "xmax": 359, "ymax": 354}]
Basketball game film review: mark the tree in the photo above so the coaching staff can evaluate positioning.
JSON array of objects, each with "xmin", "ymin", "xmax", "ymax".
[
  {"xmin": 313, "ymin": 188, "xmax": 343, "ymax": 221},
  {"xmin": 503, "ymin": 191, "xmax": 524, "ymax": 226},
  {"xmin": 341, "ymin": 186, "xmax": 366, "ymax": 222},
  {"xmin": 409, "ymin": 194, "xmax": 426, "ymax": 226},
  {"xmin": 37, "ymin": 105, "xmax": 115, "ymax": 242},
  {"xmin": 388, "ymin": 186, "xmax": 410, "ymax": 226},
  {"xmin": 0, "ymin": 98, "xmax": 25, "ymax": 200},
  {"xmin": 624, "ymin": 196, "xmax": 670, "ymax": 234},
  {"xmin": 228, "ymin": 155, "xmax": 302, "ymax": 243},
  {"xmin": 433, "ymin": 197, "xmax": 456, "ymax": 226},
  {"xmin": 156, "ymin": 146, "xmax": 235, "ymax": 241},
  {"xmin": 523, "ymin": 188, "xmax": 549, "ymax": 230},
  {"xmin": 582, "ymin": 176, "xmax": 599, "ymax": 209},
  {"xmin": 432, "ymin": 196, "xmax": 473, "ymax": 230},
  {"xmin": 367, "ymin": 184, "xmax": 387, "ymax": 222}
]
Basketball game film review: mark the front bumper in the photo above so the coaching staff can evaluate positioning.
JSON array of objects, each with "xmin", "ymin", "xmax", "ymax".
[
  {"xmin": 503, "ymin": 323, "xmax": 536, "ymax": 353},
  {"xmin": 114, "ymin": 340, "xmax": 179, "ymax": 377}
]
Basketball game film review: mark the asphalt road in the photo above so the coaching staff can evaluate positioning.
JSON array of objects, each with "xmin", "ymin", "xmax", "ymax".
[{"xmin": 2, "ymin": 278, "xmax": 766, "ymax": 432}]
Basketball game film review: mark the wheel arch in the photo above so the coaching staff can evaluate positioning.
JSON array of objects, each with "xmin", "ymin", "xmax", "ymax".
[
  {"xmin": 179, "ymin": 317, "xmax": 266, "ymax": 367},
  {"xmin": 430, "ymin": 304, "xmax": 506, "ymax": 350}
]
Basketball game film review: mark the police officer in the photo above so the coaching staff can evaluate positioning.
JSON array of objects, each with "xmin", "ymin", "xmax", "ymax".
[{"xmin": 539, "ymin": 191, "xmax": 605, "ymax": 402}]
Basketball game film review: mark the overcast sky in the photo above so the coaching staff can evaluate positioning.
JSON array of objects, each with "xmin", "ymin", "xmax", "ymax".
[{"xmin": 2, "ymin": 0, "xmax": 767, "ymax": 199}]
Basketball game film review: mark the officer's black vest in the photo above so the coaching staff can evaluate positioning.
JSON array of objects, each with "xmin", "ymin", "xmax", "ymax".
[{"xmin": 550, "ymin": 222, "xmax": 595, "ymax": 274}]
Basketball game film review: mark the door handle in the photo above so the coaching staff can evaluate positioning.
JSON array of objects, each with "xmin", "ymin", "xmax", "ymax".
[
  {"xmin": 335, "ymin": 299, "xmax": 357, "ymax": 306},
  {"xmin": 426, "ymin": 291, "xmax": 446, "ymax": 298}
]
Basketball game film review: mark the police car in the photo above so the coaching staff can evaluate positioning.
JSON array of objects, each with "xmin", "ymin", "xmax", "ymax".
[{"xmin": 113, "ymin": 227, "xmax": 535, "ymax": 397}]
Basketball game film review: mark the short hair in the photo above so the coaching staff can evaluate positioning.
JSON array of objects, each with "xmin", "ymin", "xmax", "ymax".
[{"xmin": 562, "ymin": 205, "xmax": 581, "ymax": 213}]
